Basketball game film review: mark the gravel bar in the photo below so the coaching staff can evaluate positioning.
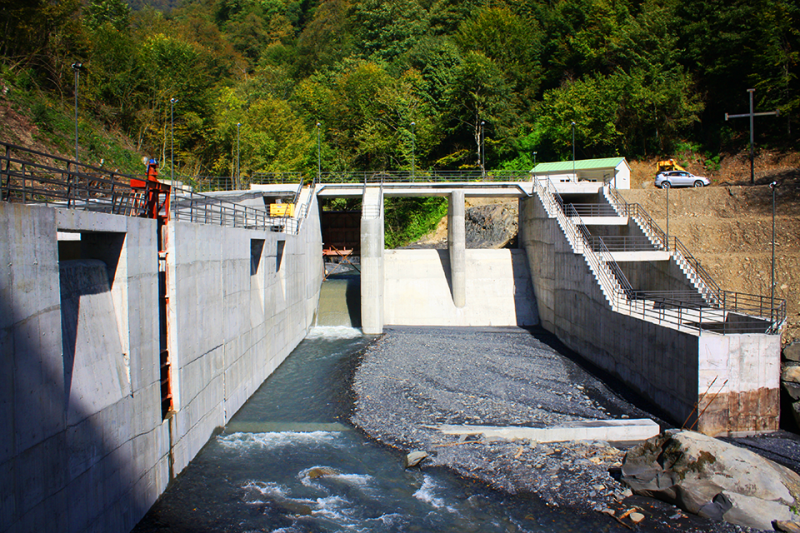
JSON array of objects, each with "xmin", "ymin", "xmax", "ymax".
[{"xmin": 350, "ymin": 326, "xmax": 747, "ymax": 533}]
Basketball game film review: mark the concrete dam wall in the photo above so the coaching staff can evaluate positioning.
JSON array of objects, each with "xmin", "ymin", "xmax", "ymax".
[
  {"xmin": 0, "ymin": 197, "xmax": 322, "ymax": 533},
  {"xmin": 518, "ymin": 193, "xmax": 780, "ymax": 436}
]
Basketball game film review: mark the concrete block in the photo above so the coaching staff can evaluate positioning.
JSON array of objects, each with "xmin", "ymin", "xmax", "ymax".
[{"xmin": 434, "ymin": 419, "xmax": 661, "ymax": 444}]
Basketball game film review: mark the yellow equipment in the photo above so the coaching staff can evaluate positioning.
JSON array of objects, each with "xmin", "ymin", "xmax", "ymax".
[
  {"xmin": 269, "ymin": 203, "xmax": 295, "ymax": 217},
  {"xmin": 656, "ymin": 159, "xmax": 687, "ymax": 173}
]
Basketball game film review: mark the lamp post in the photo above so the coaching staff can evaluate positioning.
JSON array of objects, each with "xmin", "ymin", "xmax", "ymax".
[
  {"xmin": 316, "ymin": 122, "xmax": 321, "ymax": 181},
  {"xmin": 170, "ymin": 98, "xmax": 178, "ymax": 183},
  {"xmin": 770, "ymin": 181, "xmax": 779, "ymax": 323},
  {"xmin": 410, "ymin": 121, "xmax": 416, "ymax": 179},
  {"xmin": 571, "ymin": 121, "xmax": 576, "ymax": 180},
  {"xmin": 665, "ymin": 182, "xmax": 670, "ymax": 251},
  {"xmin": 71, "ymin": 63, "xmax": 83, "ymax": 162},
  {"xmin": 532, "ymin": 151, "xmax": 537, "ymax": 183},
  {"xmin": 236, "ymin": 122, "xmax": 241, "ymax": 190},
  {"xmin": 480, "ymin": 120, "xmax": 485, "ymax": 177}
]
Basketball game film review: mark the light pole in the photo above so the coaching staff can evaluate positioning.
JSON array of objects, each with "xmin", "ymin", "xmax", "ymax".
[
  {"xmin": 236, "ymin": 122, "xmax": 241, "ymax": 189},
  {"xmin": 532, "ymin": 151, "xmax": 537, "ymax": 183},
  {"xmin": 480, "ymin": 120, "xmax": 485, "ymax": 177},
  {"xmin": 170, "ymin": 98, "xmax": 178, "ymax": 183},
  {"xmin": 571, "ymin": 121, "xmax": 576, "ymax": 180},
  {"xmin": 770, "ymin": 181, "xmax": 779, "ymax": 323},
  {"xmin": 71, "ymin": 63, "xmax": 83, "ymax": 162},
  {"xmin": 665, "ymin": 182, "xmax": 670, "ymax": 251},
  {"xmin": 410, "ymin": 121, "xmax": 416, "ymax": 179},
  {"xmin": 316, "ymin": 122, "xmax": 321, "ymax": 181}
]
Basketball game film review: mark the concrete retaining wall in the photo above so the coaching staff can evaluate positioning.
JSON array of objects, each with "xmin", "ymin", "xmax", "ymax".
[
  {"xmin": 519, "ymin": 195, "xmax": 780, "ymax": 436},
  {"xmin": 383, "ymin": 249, "xmax": 538, "ymax": 327},
  {"xmin": 0, "ymin": 196, "xmax": 322, "ymax": 533},
  {"xmin": 166, "ymin": 195, "xmax": 322, "ymax": 473}
]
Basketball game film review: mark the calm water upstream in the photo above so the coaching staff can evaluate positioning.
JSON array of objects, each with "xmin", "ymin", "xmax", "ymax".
[{"xmin": 133, "ymin": 280, "xmax": 618, "ymax": 532}]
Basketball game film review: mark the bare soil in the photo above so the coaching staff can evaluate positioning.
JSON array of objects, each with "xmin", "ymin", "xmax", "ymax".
[{"xmin": 619, "ymin": 185, "xmax": 800, "ymax": 344}]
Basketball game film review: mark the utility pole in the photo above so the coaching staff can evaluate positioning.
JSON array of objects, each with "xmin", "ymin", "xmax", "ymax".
[
  {"xmin": 571, "ymin": 122, "xmax": 576, "ymax": 180},
  {"xmin": 316, "ymin": 122, "xmax": 321, "ymax": 182},
  {"xmin": 770, "ymin": 181, "xmax": 779, "ymax": 324},
  {"xmin": 236, "ymin": 122, "xmax": 241, "ymax": 189},
  {"xmin": 71, "ymin": 63, "xmax": 83, "ymax": 162},
  {"xmin": 725, "ymin": 89, "xmax": 779, "ymax": 185},
  {"xmin": 410, "ymin": 121, "xmax": 416, "ymax": 179},
  {"xmin": 170, "ymin": 98, "xmax": 178, "ymax": 183},
  {"xmin": 480, "ymin": 120, "xmax": 485, "ymax": 177}
]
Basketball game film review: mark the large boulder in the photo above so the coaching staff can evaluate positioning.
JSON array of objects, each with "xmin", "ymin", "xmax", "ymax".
[{"xmin": 621, "ymin": 430, "xmax": 800, "ymax": 531}]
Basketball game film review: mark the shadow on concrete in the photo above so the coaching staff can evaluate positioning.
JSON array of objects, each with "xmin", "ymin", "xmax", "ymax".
[
  {"xmin": 434, "ymin": 249, "xmax": 455, "ymax": 305},
  {"xmin": 509, "ymin": 248, "xmax": 539, "ymax": 327},
  {"xmin": 4, "ymin": 293, "xmax": 139, "ymax": 532}
]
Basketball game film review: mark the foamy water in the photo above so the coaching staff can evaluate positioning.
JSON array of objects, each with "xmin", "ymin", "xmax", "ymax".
[
  {"xmin": 219, "ymin": 430, "xmax": 342, "ymax": 450},
  {"xmin": 133, "ymin": 321, "xmax": 596, "ymax": 533}
]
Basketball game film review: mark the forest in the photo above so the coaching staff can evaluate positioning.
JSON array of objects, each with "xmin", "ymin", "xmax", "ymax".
[{"xmin": 1, "ymin": 0, "xmax": 798, "ymax": 180}]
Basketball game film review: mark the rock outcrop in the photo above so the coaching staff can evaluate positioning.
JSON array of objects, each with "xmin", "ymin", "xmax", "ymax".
[{"xmin": 621, "ymin": 430, "xmax": 800, "ymax": 530}]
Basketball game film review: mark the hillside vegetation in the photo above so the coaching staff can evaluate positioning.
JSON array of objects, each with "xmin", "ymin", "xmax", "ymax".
[{"xmin": 1, "ymin": 0, "xmax": 798, "ymax": 180}]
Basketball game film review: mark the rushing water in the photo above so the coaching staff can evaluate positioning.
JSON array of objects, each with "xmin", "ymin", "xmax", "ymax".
[{"xmin": 133, "ymin": 279, "xmax": 617, "ymax": 532}]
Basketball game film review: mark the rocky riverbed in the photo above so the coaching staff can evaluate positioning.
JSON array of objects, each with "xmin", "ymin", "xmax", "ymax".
[{"xmin": 349, "ymin": 326, "xmax": 753, "ymax": 532}]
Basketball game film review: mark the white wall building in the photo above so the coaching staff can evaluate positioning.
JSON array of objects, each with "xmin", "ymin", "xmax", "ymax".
[{"xmin": 532, "ymin": 157, "xmax": 631, "ymax": 189}]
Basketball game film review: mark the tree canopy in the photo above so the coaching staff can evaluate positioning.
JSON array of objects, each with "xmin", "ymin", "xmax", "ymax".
[{"xmin": 1, "ymin": 0, "xmax": 798, "ymax": 177}]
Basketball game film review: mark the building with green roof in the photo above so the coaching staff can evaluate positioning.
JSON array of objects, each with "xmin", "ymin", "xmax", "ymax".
[{"xmin": 531, "ymin": 157, "xmax": 630, "ymax": 189}]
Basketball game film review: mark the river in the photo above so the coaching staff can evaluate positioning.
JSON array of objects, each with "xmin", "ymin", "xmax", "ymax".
[{"xmin": 132, "ymin": 277, "xmax": 617, "ymax": 532}]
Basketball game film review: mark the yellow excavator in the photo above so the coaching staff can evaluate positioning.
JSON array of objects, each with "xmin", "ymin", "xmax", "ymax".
[{"xmin": 656, "ymin": 158, "xmax": 687, "ymax": 174}]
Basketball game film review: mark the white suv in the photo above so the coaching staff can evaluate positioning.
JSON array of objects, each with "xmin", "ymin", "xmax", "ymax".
[{"xmin": 655, "ymin": 171, "xmax": 710, "ymax": 189}]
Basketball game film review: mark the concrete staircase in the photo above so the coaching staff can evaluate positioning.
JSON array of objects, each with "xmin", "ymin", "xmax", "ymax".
[{"xmin": 602, "ymin": 186, "xmax": 720, "ymax": 304}]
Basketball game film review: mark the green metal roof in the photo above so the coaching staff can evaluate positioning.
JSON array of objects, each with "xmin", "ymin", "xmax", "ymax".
[{"xmin": 532, "ymin": 157, "xmax": 627, "ymax": 173}]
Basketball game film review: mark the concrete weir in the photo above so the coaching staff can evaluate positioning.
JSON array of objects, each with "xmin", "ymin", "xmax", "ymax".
[{"xmin": 0, "ymin": 175, "xmax": 784, "ymax": 533}]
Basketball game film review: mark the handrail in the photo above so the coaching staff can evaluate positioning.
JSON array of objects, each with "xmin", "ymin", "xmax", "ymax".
[
  {"xmin": 319, "ymin": 169, "xmax": 531, "ymax": 184},
  {"xmin": 604, "ymin": 184, "xmax": 721, "ymax": 302},
  {"xmin": 532, "ymin": 176, "xmax": 785, "ymax": 335}
]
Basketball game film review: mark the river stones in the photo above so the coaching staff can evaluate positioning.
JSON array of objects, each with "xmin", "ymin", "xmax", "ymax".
[
  {"xmin": 621, "ymin": 430, "xmax": 800, "ymax": 530},
  {"xmin": 404, "ymin": 451, "xmax": 428, "ymax": 468}
]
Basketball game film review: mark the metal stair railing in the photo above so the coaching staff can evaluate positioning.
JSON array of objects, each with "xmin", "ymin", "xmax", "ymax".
[{"xmin": 536, "ymin": 178, "xmax": 784, "ymax": 334}]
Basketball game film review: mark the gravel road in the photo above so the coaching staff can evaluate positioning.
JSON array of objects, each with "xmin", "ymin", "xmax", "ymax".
[{"xmin": 350, "ymin": 326, "xmax": 747, "ymax": 532}]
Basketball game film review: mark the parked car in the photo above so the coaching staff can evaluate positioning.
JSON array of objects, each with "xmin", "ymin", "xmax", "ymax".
[{"xmin": 655, "ymin": 170, "xmax": 710, "ymax": 188}]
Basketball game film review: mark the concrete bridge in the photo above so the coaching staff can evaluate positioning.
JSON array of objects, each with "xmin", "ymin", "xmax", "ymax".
[{"xmin": 0, "ymin": 143, "xmax": 785, "ymax": 533}]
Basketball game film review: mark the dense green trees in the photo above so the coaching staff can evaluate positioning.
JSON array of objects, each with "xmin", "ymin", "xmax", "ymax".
[{"xmin": 1, "ymin": 0, "xmax": 798, "ymax": 178}]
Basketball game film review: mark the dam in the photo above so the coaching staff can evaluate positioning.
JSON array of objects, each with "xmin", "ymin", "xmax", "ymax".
[{"xmin": 0, "ymin": 143, "xmax": 785, "ymax": 533}]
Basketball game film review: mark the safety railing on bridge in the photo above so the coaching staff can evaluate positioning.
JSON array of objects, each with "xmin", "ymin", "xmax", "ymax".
[
  {"xmin": 531, "ymin": 173, "xmax": 784, "ymax": 334},
  {"xmin": 318, "ymin": 170, "xmax": 531, "ymax": 184}
]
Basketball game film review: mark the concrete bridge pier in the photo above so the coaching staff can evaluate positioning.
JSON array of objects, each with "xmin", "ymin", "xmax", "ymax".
[
  {"xmin": 361, "ymin": 186, "xmax": 384, "ymax": 334},
  {"xmin": 448, "ymin": 190, "xmax": 466, "ymax": 307}
]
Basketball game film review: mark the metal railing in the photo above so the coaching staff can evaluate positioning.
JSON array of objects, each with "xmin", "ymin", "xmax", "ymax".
[
  {"xmin": 531, "ymin": 174, "xmax": 784, "ymax": 334},
  {"xmin": 318, "ymin": 169, "xmax": 531, "ymax": 184},
  {"xmin": 587, "ymin": 236, "xmax": 661, "ymax": 252},
  {"xmin": 568, "ymin": 203, "xmax": 624, "ymax": 217},
  {"xmin": 1, "ymin": 142, "xmax": 147, "ymax": 216},
  {"xmin": 604, "ymin": 185, "xmax": 721, "ymax": 301},
  {"xmin": 0, "ymin": 141, "xmax": 314, "ymax": 235}
]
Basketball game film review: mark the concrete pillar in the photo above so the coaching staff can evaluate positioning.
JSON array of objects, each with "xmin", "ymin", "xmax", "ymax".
[
  {"xmin": 360, "ymin": 187, "xmax": 384, "ymax": 334},
  {"xmin": 448, "ymin": 190, "xmax": 466, "ymax": 307}
]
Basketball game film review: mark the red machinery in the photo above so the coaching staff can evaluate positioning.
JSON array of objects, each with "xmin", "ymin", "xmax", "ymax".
[{"xmin": 131, "ymin": 158, "xmax": 171, "ymax": 220}]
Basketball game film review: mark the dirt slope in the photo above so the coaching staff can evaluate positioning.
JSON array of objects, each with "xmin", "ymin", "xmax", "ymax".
[{"xmin": 620, "ymin": 185, "xmax": 800, "ymax": 344}]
